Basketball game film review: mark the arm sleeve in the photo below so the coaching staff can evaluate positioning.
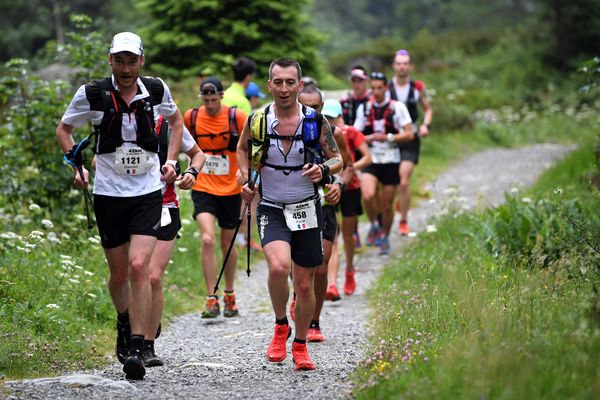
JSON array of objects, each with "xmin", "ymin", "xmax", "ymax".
[
  {"xmin": 155, "ymin": 78, "xmax": 178, "ymax": 117},
  {"xmin": 353, "ymin": 104, "xmax": 366, "ymax": 132},
  {"xmin": 393, "ymin": 102, "xmax": 413, "ymax": 129}
]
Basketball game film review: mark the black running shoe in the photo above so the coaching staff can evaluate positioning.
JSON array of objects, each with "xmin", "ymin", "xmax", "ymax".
[
  {"xmin": 142, "ymin": 348, "xmax": 164, "ymax": 367},
  {"xmin": 123, "ymin": 351, "xmax": 146, "ymax": 380},
  {"xmin": 116, "ymin": 321, "xmax": 131, "ymax": 364}
]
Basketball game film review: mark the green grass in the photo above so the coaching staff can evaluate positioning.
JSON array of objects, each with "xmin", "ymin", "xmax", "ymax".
[
  {"xmin": 352, "ymin": 132, "xmax": 600, "ymax": 398},
  {"xmin": 0, "ymin": 190, "xmax": 263, "ymax": 379}
]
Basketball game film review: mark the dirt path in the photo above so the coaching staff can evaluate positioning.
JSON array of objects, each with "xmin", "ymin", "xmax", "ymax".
[{"xmin": 4, "ymin": 143, "xmax": 573, "ymax": 400}]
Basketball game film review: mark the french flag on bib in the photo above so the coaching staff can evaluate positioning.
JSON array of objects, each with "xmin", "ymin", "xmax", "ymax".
[{"xmin": 297, "ymin": 223, "xmax": 306, "ymax": 229}]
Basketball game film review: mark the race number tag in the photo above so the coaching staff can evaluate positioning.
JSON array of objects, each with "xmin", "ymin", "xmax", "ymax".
[
  {"xmin": 283, "ymin": 200, "xmax": 318, "ymax": 231},
  {"xmin": 114, "ymin": 146, "xmax": 155, "ymax": 175},
  {"xmin": 374, "ymin": 119, "xmax": 385, "ymax": 133},
  {"xmin": 201, "ymin": 154, "xmax": 230, "ymax": 175},
  {"xmin": 161, "ymin": 207, "xmax": 172, "ymax": 227},
  {"xmin": 370, "ymin": 141, "xmax": 400, "ymax": 164}
]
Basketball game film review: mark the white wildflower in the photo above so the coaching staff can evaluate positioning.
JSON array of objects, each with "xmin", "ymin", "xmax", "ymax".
[
  {"xmin": 60, "ymin": 233, "xmax": 71, "ymax": 240},
  {"xmin": 73, "ymin": 265, "xmax": 83, "ymax": 270},
  {"xmin": 177, "ymin": 247, "xmax": 188, "ymax": 253},
  {"xmin": 76, "ymin": 214, "xmax": 88, "ymax": 221},
  {"xmin": 60, "ymin": 254, "xmax": 72, "ymax": 260},
  {"xmin": 88, "ymin": 237, "xmax": 101, "ymax": 244},
  {"xmin": 0, "ymin": 232, "xmax": 19, "ymax": 240},
  {"xmin": 61, "ymin": 259, "xmax": 75, "ymax": 267},
  {"xmin": 68, "ymin": 278, "xmax": 80, "ymax": 284},
  {"xmin": 553, "ymin": 187, "xmax": 563, "ymax": 195},
  {"xmin": 425, "ymin": 225, "xmax": 438, "ymax": 233},
  {"xmin": 46, "ymin": 303, "xmax": 60, "ymax": 309},
  {"xmin": 48, "ymin": 232, "xmax": 60, "ymax": 244},
  {"xmin": 407, "ymin": 232, "xmax": 418, "ymax": 238},
  {"xmin": 509, "ymin": 187, "xmax": 519, "ymax": 194},
  {"xmin": 41, "ymin": 219, "xmax": 54, "ymax": 229},
  {"xmin": 521, "ymin": 197, "xmax": 532, "ymax": 204},
  {"xmin": 181, "ymin": 218, "xmax": 192, "ymax": 225},
  {"xmin": 28, "ymin": 203, "xmax": 41, "ymax": 211},
  {"xmin": 16, "ymin": 246, "xmax": 31, "ymax": 253},
  {"xmin": 83, "ymin": 270, "xmax": 94, "ymax": 276},
  {"xmin": 87, "ymin": 293, "xmax": 97, "ymax": 299}
]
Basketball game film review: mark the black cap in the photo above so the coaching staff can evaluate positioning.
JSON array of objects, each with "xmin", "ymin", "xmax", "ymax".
[{"xmin": 200, "ymin": 76, "xmax": 223, "ymax": 95}]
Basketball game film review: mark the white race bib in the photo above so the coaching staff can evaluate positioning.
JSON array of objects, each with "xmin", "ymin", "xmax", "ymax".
[
  {"xmin": 374, "ymin": 119, "xmax": 385, "ymax": 133},
  {"xmin": 160, "ymin": 207, "xmax": 172, "ymax": 227},
  {"xmin": 201, "ymin": 154, "xmax": 230, "ymax": 175},
  {"xmin": 114, "ymin": 146, "xmax": 155, "ymax": 175},
  {"xmin": 283, "ymin": 200, "xmax": 318, "ymax": 231},
  {"xmin": 370, "ymin": 141, "xmax": 400, "ymax": 164}
]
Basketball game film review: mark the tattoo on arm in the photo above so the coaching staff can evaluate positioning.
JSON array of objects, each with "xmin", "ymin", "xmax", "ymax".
[{"xmin": 323, "ymin": 121, "xmax": 339, "ymax": 154}]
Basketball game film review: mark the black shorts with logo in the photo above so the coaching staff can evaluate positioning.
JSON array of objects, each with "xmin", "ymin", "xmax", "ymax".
[
  {"xmin": 191, "ymin": 191, "xmax": 242, "ymax": 229},
  {"xmin": 322, "ymin": 204, "xmax": 338, "ymax": 243},
  {"xmin": 157, "ymin": 207, "xmax": 181, "ymax": 241},
  {"xmin": 399, "ymin": 135, "xmax": 420, "ymax": 165},
  {"xmin": 340, "ymin": 188, "xmax": 363, "ymax": 217},
  {"xmin": 94, "ymin": 190, "xmax": 162, "ymax": 249},
  {"xmin": 361, "ymin": 163, "xmax": 401, "ymax": 186},
  {"xmin": 257, "ymin": 201, "xmax": 324, "ymax": 268}
]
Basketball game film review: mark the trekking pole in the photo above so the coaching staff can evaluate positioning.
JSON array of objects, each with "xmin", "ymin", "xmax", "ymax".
[
  {"xmin": 64, "ymin": 132, "xmax": 95, "ymax": 229},
  {"xmin": 213, "ymin": 152, "xmax": 259, "ymax": 294},
  {"xmin": 246, "ymin": 139, "xmax": 253, "ymax": 277}
]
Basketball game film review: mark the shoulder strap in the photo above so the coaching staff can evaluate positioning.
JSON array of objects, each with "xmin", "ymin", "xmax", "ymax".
[
  {"xmin": 85, "ymin": 78, "xmax": 116, "ymax": 113},
  {"xmin": 228, "ymin": 106, "xmax": 239, "ymax": 135},
  {"xmin": 189, "ymin": 107, "xmax": 199, "ymax": 138},
  {"xmin": 140, "ymin": 76, "xmax": 164, "ymax": 106},
  {"xmin": 388, "ymin": 81, "xmax": 397, "ymax": 100}
]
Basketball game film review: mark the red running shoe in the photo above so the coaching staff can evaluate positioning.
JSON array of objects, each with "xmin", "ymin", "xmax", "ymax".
[
  {"xmin": 290, "ymin": 294, "xmax": 296, "ymax": 322},
  {"xmin": 307, "ymin": 327, "xmax": 325, "ymax": 342},
  {"xmin": 399, "ymin": 220, "xmax": 410, "ymax": 236},
  {"xmin": 344, "ymin": 271, "xmax": 356, "ymax": 296},
  {"xmin": 325, "ymin": 284, "xmax": 341, "ymax": 301},
  {"xmin": 266, "ymin": 324, "xmax": 291, "ymax": 362},
  {"xmin": 292, "ymin": 342, "xmax": 316, "ymax": 370}
]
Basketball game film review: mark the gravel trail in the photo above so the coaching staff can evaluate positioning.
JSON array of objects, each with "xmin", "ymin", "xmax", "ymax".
[{"xmin": 4, "ymin": 143, "xmax": 573, "ymax": 400}]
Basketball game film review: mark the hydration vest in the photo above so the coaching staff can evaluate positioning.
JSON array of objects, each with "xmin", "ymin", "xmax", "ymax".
[
  {"xmin": 84, "ymin": 77, "xmax": 164, "ymax": 154},
  {"xmin": 188, "ymin": 106, "xmax": 239, "ymax": 154},
  {"xmin": 248, "ymin": 104, "xmax": 323, "ymax": 172},
  {"xmin": 363, "ymin": 97, "xmax": 399, "ymax": 136},
  {"xmin": 341, "ymin": 92, "xmax": 369, "ymax": 126},
  {"xmin": 389, "ymin": 79, "xmax": 419, "ymax": 122},
  {"xmin": 155, "ymin": 115, "xmax": 169, "ymax": 167}
]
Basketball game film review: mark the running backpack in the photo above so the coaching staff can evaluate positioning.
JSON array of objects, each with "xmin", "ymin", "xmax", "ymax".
[
  {"xmin": 84, "ymin": 76, "xmax": 164, "ymax": 154},
  {"xmin": 248, "ymin": 104, "xmax": 323, "ymax": 171},
  {"xmin": 188, "ymin": 106, "xmax": 239, "ymax": 153},
  {"xmin": 388, "ymin": 79, "xmax": 421, "ymax": 122}
]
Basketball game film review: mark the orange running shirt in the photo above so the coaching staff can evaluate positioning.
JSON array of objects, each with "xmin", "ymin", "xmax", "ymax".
[{"xmin": 184, "ymin": 105, "xmax": 247, "ymax": 196}]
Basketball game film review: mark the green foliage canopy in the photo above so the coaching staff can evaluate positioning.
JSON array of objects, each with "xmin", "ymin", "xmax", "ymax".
[{"xmin": 136, "ymin": 0, "xmax": 321, "ymax": 79}]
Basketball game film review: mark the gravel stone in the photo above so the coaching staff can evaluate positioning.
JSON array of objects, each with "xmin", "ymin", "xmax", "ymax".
[{"xmin": 4, "ymin": 143, "xmax": 572, "ymax": 399}]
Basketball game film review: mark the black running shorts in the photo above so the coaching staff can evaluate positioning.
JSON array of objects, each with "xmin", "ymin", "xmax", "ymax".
[
  {"xmin": 361, "ymin": 163, "xmax": 401, "ymax": 186},
  {"xmin": 157, "ymin": 207, "xmax": 181, "ymax": 241},
  {"xmin": 340, "ymin": 188, "xmax": 363, "ymax": 217},
  {"xmin": 94, "ymin": 190, "xmax": 162, "ymax": 249},
  {"xmin": 399, "ymin": 135, "xmax": 420, "ymax": 165},
  {"xmin": 191, "ymin": 191, "xmax": 242, "ymax": 229},
  {"xmin": 322, "ymin": 204, "xmax": 338, "ymax": 243},
  {"xmin": 256, "ymin": 201, "xmax": 324, "ymax": 268}
]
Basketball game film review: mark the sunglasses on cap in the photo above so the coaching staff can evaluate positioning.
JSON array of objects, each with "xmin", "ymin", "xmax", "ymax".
[
  {"xmin": 200, "ymin": 83, "xmax": 221, "ymax": 96},
  {"xmin": 370, "ymin": 72, "xmax": 387, "ymax": 80}
]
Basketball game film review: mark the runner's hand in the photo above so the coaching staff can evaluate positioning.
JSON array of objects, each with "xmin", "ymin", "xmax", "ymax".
[
  {"xmin": 73, "ymin": 167, "xmax": 89, "ymax": 189},
  {"xmin": 324, "ymin": 183, "xmax": 341, "ymax": 205},
  {"xmin": 176, "ymin": 173, "xmax": 195, "ymax": 190},
  {"xmin": 302, "ymin": 163, "xmax": 323, "ymax": 183},
  {"xmin": 241, "ymin": 182, "xmax": 257, "ymax": 204},
  {"xmin": 419, "ymin": 124, "xmax": 430, "ymax": 138},
  {"xmin": 372, "ymin": 132, "xmax": 388, "ymax": 142},
  {"xmin": 161, "ymin": 164, "xmax": 177, "ymax": 184}
]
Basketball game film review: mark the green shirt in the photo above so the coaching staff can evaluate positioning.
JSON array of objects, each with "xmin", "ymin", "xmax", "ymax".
[{"xmin": 222, "ymin": 82, "xmax": 252, "ymax": 115}]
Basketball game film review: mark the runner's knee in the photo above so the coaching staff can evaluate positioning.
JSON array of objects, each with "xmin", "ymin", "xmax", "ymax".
[
  {"xmin": 294, "ymin": 279, "xmax": 313, "ymax": 298},
  {"xmin": 129, "ymin": 259, "xmax": 149, "ymax": 286},
  {"xmin": 201, "ymin": 233, "xmax": 216, "ymax": 249},
  {"xmin": 269, "ymin": 262, "xmax": 290, "ymax": 281},
  {"xmin": 149, "ymin": 272, "xmax": 162, "ymax": 291}
]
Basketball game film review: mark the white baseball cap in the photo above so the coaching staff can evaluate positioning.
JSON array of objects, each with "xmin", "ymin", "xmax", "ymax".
[{"xmin": 109, "ymin": 32, "xmax": 143, "ymax": 55}]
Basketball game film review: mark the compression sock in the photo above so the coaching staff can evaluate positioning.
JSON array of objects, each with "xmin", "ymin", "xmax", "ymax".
[
  {"xmin": 275, "ymin": 317, "xmax": 289, "ymax": 326},
  {"xmin": 117, "ymin": 309, "xmax": 129, "ymax": 325},
  {"xmin": 309, "ymin": 320, "xmax": 320, "ymax": 329},
  {"xmin": 293, "ymin": 338, "xmax": 307, "ymax": 345}
]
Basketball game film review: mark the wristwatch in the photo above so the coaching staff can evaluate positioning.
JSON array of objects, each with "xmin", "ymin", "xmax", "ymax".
[{"xmin": 387, "ymin": 133, "xmax": 395, "ymax": 143}]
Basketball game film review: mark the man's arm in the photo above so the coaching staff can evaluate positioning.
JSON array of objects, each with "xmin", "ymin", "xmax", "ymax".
[
  {"xmin": 419, "ymin": 85, "xmax": 433, "ymax": 137},
  {"xmin": 353, "ymin": 142, "xmax": 372, "ymax": 170},
  {"xmin": 56, "ymin": 121, "xmax": 89, "ymax": 188},
  {"xmin": 303, "ymin": 118, "xmax": 343, "ymax": 183},
  {"xmin": 163, "ymin": 110, "xmax": 184, "ymax": 183},
  {"xmin": 391, "ymin": 102, "xmax": 415, "ymax": 143},
  {"xmin": 333, "ymin": 127, "xmax": 354, "ymax": 187}
]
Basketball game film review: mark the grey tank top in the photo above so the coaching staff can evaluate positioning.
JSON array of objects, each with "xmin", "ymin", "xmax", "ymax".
[{"xmin": 260, "ymin": 105, "xmax": 316, "ymax": 206}]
